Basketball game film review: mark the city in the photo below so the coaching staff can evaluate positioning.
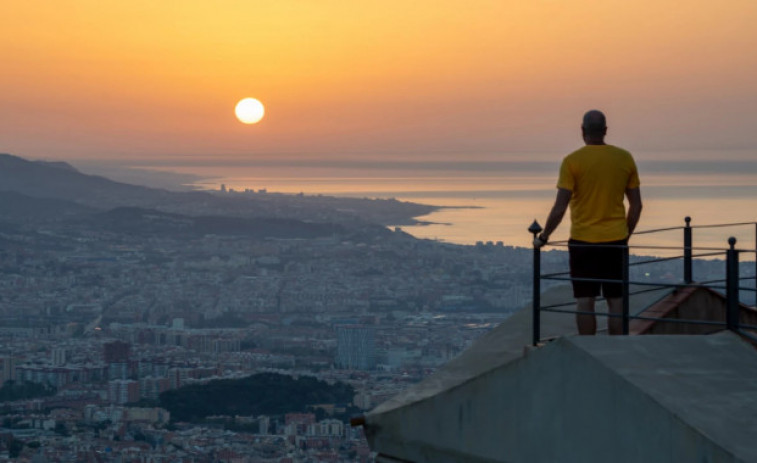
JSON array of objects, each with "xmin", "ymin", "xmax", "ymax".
[{"xmin": 0, "ymin": 154, "xmax": 730, "ymax": 461}]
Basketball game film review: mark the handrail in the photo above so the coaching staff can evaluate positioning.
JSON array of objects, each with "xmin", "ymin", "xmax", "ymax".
[
  {"xmin": 691, "ymin": 221, "xmax": 757, "ymax": 229},
  {"xmin": 633, "ymin": 226, "xmax": 685, "ymax": 235},
  {"xmin": 546, "ymin": 242, "xmax": 752, "ymax": 253},
  {"xmin": 635, "ymin": 221, "xmax": 757, "ymax": 234},
  {"xmin": 529, "ymin": 216, "xmax": 757, "ymax": 346}
]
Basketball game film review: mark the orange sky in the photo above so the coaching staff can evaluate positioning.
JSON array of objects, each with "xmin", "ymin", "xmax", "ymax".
[{"xmin": 1, "ymin": 1, "xmax": 756, "ymax": 162}]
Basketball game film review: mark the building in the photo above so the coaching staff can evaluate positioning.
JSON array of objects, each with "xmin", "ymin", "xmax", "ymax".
[
  {"xmin": 103, "ymin": 340, "xmax": 130, "ymax": 363},
  {"xmin": 108, "ymin": 379, "xmax": 140, "ymax": 404},
  {"xmin": 308, "ymin": 419, "xmax": 345, "ymax": 437},
  {"xmin": 0, "ymin": 356, "xmax": 17, "ymax": 385},
  {"xmin": 16, "ymin": 366, "xmax": 78, "ymax": 389},
  {"xmin": 285, "ymin": 413, "xmax": 317, "ymax": 436},
  {"xmin": 139, "ymin": 376, "xmax": 171, "ymax": 400},
  {"xmin": 336, "ymin": 325, "xmax": 376, "ymax": 370},
  {"xmin": 51, "ymin": 348, "xmax": 68, "ymax": 366},
  {"xmin": 108, "ymin": 361, "xmax": 129, "ymax": 380},
  {"xmin": 167, "ymin": 367, "xmax": 190, "ymax": 389}
]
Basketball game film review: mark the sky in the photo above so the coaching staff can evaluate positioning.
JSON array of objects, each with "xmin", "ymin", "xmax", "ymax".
[{"xmin": 1, "ymin": 1, "xmax": 757, "ymax": 164}]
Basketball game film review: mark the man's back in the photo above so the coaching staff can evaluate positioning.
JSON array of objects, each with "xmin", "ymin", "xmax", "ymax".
[
  {"xmin": 534, "ymin": 109, "xmax": 643, "ymax": 335},
  {"xmin": 558, "ymin": 145, "xmax": 639, "ymax": 243}
]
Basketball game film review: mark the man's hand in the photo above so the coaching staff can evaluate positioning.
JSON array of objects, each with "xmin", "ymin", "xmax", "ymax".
[{"xmin": 533, "ymin": 233, "xmax": 548, "ymax": 249}]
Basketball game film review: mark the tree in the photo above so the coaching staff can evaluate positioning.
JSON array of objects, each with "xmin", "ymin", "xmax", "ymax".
[
  {"xmin": 159, "ymin": 372, "xmax": 354, "ymax": 422},
  {"xmin": 54, "ymin": 422, "xmax": 68, "ymax": 436},
  {"xmin": 8, "ymin": 439, "xmax": 23, "ymax": 458}
]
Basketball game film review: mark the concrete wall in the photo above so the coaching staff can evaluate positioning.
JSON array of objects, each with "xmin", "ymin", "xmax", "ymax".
[{"xmin": 366, "ymin": 336, "xmax": 744, "ymax": 463}]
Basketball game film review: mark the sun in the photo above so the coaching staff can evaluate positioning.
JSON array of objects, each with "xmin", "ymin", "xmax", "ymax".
[{"xmin": 235, "ymin": 98, "xmax": 265, "ymax": 124}]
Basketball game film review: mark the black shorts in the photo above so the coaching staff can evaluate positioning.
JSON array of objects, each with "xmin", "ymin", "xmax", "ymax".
[{"xmin": 568, "ymin": 238, "xmax": 627, "ymax": 298}]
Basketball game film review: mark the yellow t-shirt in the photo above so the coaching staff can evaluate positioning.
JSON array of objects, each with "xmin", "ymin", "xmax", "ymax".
[{"xmin": 557, "ymin": 145, "xmax": 640, "ymax": 242}]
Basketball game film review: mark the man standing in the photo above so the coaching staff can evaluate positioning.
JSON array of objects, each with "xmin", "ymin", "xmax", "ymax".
[{"xmin": 534, "ymin": 110, "xmax": 642, "ymax": 335}]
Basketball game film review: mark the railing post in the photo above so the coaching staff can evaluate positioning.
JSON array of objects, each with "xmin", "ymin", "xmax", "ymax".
[
  {"xmin": 726, "ymin": 237, "xmax": 739, "ymax": 331},
  {"xmin": 622, "ymin": 243, "xmax": 630, "ymax": 335},
  {"xmin": 529, "ymin": 220, "xmax": 543, "ymax": 346},
  {"xmin": 683, "ymin": 216, "xmax": 692, "ymax": 284}
]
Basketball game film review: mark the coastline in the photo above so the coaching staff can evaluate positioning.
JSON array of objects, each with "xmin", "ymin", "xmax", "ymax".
[
  {"xmin": 73, "ymin": 156, "xmax": 757, "ymax": 249},
  {"xmin": 70, "ymin": 161, "xmax": 466, "ymax": 238}
]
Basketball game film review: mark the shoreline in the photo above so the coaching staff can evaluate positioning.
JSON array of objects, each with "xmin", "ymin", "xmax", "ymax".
[
  {"xmin": 76, "ymin": 161, "xmax": 757, "ymax": 250},
  {"xmin": 391, "ymin": 205, "xmax": 484, "ymax": 227}
]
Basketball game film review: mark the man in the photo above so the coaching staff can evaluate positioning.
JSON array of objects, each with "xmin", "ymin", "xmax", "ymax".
[{"xmin": 534, "ymin": 110, "xmax": 642, "ymax": 335}]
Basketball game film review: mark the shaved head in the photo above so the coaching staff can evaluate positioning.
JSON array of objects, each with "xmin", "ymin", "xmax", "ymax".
[{"xmin": 582, "ymin": 110, "xmax": 607, "ymax": 136}]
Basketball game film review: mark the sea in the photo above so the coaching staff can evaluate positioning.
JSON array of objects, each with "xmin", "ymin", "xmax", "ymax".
[{"xmin": 133, "ymin": 149, "xmax": 757, "ymax": 257}]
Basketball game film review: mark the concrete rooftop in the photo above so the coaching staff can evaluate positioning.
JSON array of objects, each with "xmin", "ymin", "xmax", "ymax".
[{"xmin": 364, "ymin": 285, "xmax": 757, "ymax": 463}]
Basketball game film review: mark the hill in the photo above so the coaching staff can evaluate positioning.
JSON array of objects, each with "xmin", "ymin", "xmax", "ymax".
[
  {"xmin": 0, "ymin": 191, "xmax": 94, "ymax": 222},
  {"xmin": 0, "ymin": 153, "xmax": 167, "ymax": 207},
  {"xmin": 0, "ymin": 153, "xmax": 436, "ymax": 228}
]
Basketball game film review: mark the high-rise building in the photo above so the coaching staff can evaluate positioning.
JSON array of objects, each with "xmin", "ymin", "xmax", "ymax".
[
  {"xmin": 104, "ymin": 341, "xmax": 130, "ymax": 363},
  {"xmin": 168, "ymin": 367, "xmax": 190, "ymax": 389},
  {"xmin": 258, "ymin": 415, "xmax": 270, "ymax": 435},
  {"xmin": 336, "ymin": 325, "xmax": 376, "ymax": 370},
  {"xmin": 104, "ymin": 341, "xmax": 132, "ymax": 380},
  {"xmin": 108, "ymin": 379, "xmax": 140, "ymax": 404},
  {"xmin": 108, "ymin": 362, "xmax": 129, "ymax": 380},
  {"xmin": 139, "ymin": 376, "xmax": 171, "ymax": 400},
  {"xmin": 0, "ymin": 356, "xmax": 17, "ymax": 386},
  {"xmin": 51, "ymin": 348, "xmax": 69, "ymax": 366}
]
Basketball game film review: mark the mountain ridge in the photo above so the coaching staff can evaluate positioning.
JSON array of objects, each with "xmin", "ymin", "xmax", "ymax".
[{"xmin": 0, "ymin": 152, "xmax": 435, "ymax": 236}]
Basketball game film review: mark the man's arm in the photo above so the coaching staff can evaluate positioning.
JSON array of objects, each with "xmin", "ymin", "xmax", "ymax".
[
  {"xmin": 535, "ymin": 188, "xmax": 572, "ymax": 247},
  {"xmin": 625, "ymin": 187, "xmax": 642, "ymax": 237}
]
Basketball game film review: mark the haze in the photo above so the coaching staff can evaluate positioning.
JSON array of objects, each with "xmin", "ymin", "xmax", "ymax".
[{"xmin": 1, "ymin": 1, "xmax": 756, "ymax": 163}]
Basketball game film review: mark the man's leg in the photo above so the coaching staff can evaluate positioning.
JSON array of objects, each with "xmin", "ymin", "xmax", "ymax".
[
  {"xmin": 570, "ymin": 240, "xmax": 598, "ymax": 335},
  {"xmin": 603, "ymin": 239, "xmax": 628, "ymax": 335},
  {"xmin": 606, "ymin": 297, "xmax": 623, "ymax": 335},
  {"xmin": 575, "ymin": 297, "xmax": 596, "ymax": 335}
]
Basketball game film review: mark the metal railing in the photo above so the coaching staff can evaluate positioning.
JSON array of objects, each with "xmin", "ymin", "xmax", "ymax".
[{"xmin": 529, "ymin": 217, "xmax": 757, "ymax": 346}]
